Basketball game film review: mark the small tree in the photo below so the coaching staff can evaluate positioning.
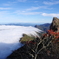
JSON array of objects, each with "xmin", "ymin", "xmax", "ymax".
[
  {"xmin": 7, "ymin": 31, "xmax": 59, "ymax": 59},
  {"xmin": 20, "ymin": 34, "xmax": 54, "ymax": 59}
]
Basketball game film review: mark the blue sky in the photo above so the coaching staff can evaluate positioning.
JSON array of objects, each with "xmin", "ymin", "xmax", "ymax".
[{"xmin": 0, "ymin": 0, "xmax": 59, "ymax": 24}]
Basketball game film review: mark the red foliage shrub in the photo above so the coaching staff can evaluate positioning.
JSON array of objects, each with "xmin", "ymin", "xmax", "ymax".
[
  {"xmin": 43, "ymin": 33, "xmax": 47, "ymax": 37},
  {"xmin": 47, "ymin": 30, "xmax": 59, "ymax": 43}
]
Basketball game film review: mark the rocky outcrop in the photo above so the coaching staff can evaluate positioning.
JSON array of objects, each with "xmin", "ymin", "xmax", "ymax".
[{"xmin": 50, "ymin": 17, "xmax": 59, "ymax": 32}]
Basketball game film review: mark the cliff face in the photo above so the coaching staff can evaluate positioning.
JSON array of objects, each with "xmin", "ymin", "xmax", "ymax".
[{"xmin": 50, "ymin": 17, "xmax": 59, "ymax": 32}]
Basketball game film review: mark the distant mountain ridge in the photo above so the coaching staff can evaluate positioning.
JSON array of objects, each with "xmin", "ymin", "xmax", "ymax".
[
  {"xmin": 35, "ymin": 23, "xmax": 50, "ymax": 32},
  {"xmin": 0, "ymin": 23, "xmax": 51, "ymax": 32},
  {"xmin": 0, "ymin": 23, "xmax": 41, "ymax": 27}
]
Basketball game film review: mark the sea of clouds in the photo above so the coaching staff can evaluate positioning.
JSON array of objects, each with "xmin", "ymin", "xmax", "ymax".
[{"xmin": 0, "ymin": 25, "xmax": 41, "ymax": 59}]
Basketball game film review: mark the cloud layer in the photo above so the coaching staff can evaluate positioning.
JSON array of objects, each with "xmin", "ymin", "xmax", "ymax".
[
  {"xmin": 18, "ymin": 0, "xmax": 27, "ymax": 2},
  {"xmin": 42, "ymin": 13, "xmax": 59, "ymax": 17},
  {"xmin": 43, "ymin": 1, "xmax": 59, "ymax": 5}
]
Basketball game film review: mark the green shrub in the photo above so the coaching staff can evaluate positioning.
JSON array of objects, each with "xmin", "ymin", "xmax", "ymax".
[{"xmin": 20, "ymin": 34, "xmax": 35, "ymax": 43}]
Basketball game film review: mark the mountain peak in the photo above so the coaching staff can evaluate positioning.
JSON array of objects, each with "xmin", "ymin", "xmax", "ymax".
[
  {"xmin": 50, "ymin": 17, "xmax": 59, "ymax": 32},
  {"xmin": 53, "ymin": 17, "xmax": 59, "ymax": 20}
]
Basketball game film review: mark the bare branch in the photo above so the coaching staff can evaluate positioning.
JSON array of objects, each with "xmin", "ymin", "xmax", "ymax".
[{"xmin": 28, "ymin": 53, "xmax": 34, "ymax": 58}]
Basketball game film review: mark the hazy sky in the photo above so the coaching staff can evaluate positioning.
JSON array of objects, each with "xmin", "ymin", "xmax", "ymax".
[{"xmin": 0, "ymin": 0, "xmax": 59, "ymax": 24}]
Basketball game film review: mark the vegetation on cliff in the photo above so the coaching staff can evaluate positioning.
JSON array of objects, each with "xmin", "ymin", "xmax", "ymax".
[
  {"xmin": 7, "ymin": 17, "xmax": 59, "ymax": 59},
  {"xmin": 20, "ymin": 34, "xmax": 35, "ymax": 43}
]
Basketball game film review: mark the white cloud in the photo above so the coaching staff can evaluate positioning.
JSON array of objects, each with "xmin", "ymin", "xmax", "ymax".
[
  {"xmin": 14, "ymin": 10, "xmax": 41, "ymax": 15},
  {"xmin": 26, "ymin": 6, "xmax": 53, "ymax": 11},
  {"xmin": 26, "ymin": 7, "xmax": 39, "ymax": 11},
  {"xmin": 43, "ymin": 1, "xmax": 59, "ymax": 5},
  {"xmin": 0, "ymin": 7, "xmax": 11, "ymax": 10},
  {"xmin": 3, "ymin": 3, "xmax": 11, "ymax": 6},
  {"xmin": 17, "ymin": 0, "xmax": 27, "ymax": 2},
  {"xmin": 14, "ymin": 5, "xmax": 53, "ymax": 15},
  {"xmin": 0, "ymin": 25, "xmax": 40, "ymax": 58},
  {"xmin": 2, "ymin": 0, "xmax": 27, "ymax": 7},
  {"xmin": 26, "ymin": 6, "xmax": 47, "ymax": 11},
  {"xmin": 2, "ymin": 0, "xmax": 22, "ymax": 7},
  {"xmin": 0, "ymin": 11, "xmax": 11, "ymax": 17},
  {"xmin": 2, "ymin": 1, "xmax": 17, "ymax": 6},
  {"xmin": 34, "ymin": 1, "xmax": 39, "ymax": 3},
  {"xmin": 42, "ymin": 13, "xmax": 59, "ymax": 17},
  {"xmin": 21, "ymin": 12, "xmax": 41, "ymax": 15},
  {"xmin": 0, "ymin": 11, "xmax": 18, "ymax": 23}
]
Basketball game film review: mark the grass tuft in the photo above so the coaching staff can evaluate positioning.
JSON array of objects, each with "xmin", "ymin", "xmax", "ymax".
[{"xmin": 20, "ymin": 34, "xmax": 35, "ymax": 43}]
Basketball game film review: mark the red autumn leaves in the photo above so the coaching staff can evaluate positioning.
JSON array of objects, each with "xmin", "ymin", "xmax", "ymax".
[
  {"xmin": 48, "ymin": 30, "xmax": 59, "ymax": 39},
  {"xmin": 26, "ymin": 29, "xmax": 59, "ymax": 44},
  {"xmin": 48, "ymin": 30, "xmax": 59, "ymax": 36},
  {"xmin": 43, "ymin": 30, "xmax": 59, "ymax": 43}
]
